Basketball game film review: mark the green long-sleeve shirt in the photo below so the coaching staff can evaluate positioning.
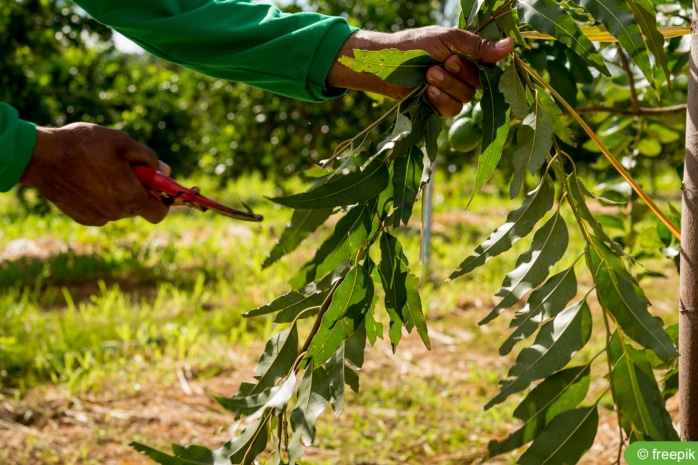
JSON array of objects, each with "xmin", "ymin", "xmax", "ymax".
[{"xmin": 0, "ymin": 0, "xmax": 357, "ymax": 192}]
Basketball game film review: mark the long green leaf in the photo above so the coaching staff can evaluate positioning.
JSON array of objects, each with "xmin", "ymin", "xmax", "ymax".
[
  {"xmin": 269, "ymin": 158, "xmax": 389, "ymax": 209},
  {"xmin": 262, "ymin": 208, "xmax": 333, "ymax": 269},
  {"xmin": 326, "ymin": 323, "xmax": 366, "ymax": 416},
  {"xmin": 500, "ymin": 62, "xmax": 530, "ymax": 121},
  {"xmin": 518, "ymin": 406, "xmax": 599, "ymax": 465},
  {"xmin": 217, "ymin": 328, "xmax": 298, "ymax": 417},
  {"xmin": 131, "ymin": 443, "xmax": 213, "ymax": 465},
  {"xmin": 450, "ymin": 175, "xmax": 555, "ymax": 280},
  {"xmin": 510, "ymin": 98, "xmax": 554, "ymax": 198},
  {"xmin": 566, "ymin": 173, "xmax": 625, "ymax": 257},
  {"xmin": 243, "ymin": 290, "xmax": 326, "ymax": 323},
  {"xmin": 480, "ymin": 210, "xmax": 569, "ymax": 325},
  {"xmin": 337, "ymin": 49, "xmax": 440, "ymax": 88},
  {"xmin": 467, "ymin": 65, "xmax": 510, "ymax": 207},
  {"xmin": 222, "ymin": 414, "xmax": 271, "ymax": 465},
  {"xmin": 306, "ymin": 264, "xmax": 374, "ymax": 366},
  {"xmin": 500, "ymin": 266, "xmax": 577, "ymax": 355},
  {"xmin": 626, "ymin": 0, "xmax": 670, "ymax": 86},
  {"xmin": 291, "ymin": 200, "xmax": 377, "ymax": 289},
  {"xmin": 487, "ymin": 365, "xmax": 590, "ymax": 457},
  {"xmin": 609, "ymin": 332, "xmax": 679, "ymax": 441},
  {"xmin": 579, "ymin": 0, "xmax": 654, "ymax": 88},
  {"xmin": 288, "ymin": 366, "xmax": 331, "ymax": 464},
  {"xmin": 392, "ymin": 145, "xmax": 424, "ymax": 227},
  {"xmin": 517, "ymin": 0, "xmax": 609, "ymax": 75},
  {"xmin": 379, "ymin": 233, "xmax": 431, "ymax": 350},
  {"xmin": 588, "ymin": 236, "xmax": 677, "ymax": 362},
  {"xmin": 486, "ymin": 300, "xmax": 592, "ymax": 408}
]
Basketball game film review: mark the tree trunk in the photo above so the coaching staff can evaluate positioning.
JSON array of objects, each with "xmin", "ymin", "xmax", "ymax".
[{"xmin": 680, "ymin": 0, "xmax": 698, "ymax": 441}]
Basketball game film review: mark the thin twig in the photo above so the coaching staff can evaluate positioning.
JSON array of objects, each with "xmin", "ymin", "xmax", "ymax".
[
  {"xmin": 616, "ymin": 44, "xmax": 640, "ymax": 114},
  {"xmin": 575, "ymin": 104, "xmax": 687, "ymax": 116},
  {"xmin": 515, "ymin": 55, "xmax": 681, "ymax": 241}
]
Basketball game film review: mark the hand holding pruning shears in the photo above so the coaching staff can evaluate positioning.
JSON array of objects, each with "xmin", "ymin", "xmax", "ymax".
[{"xmin": 19, "ymin": 123, "xmax": 261, "ymax": 226}]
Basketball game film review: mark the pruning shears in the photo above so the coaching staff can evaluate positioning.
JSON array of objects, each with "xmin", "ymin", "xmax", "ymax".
[{"xmin": 132, "ymin": 165, "xmax": 263, "ymax": 222}]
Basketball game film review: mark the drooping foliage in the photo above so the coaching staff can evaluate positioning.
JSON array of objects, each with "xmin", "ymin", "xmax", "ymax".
[{"xmin": 132, "ymin": 0, "xmax": 690, "ymax": 464}]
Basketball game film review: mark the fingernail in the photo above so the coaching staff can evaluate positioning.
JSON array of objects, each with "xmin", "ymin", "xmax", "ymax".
[
  {"xmin": 430, "ymin": 68, "xmax": 445, "ymax": 83},
  {"xmin": 428, "ymin": 86, "xmax": 441, "ymax": 98},
  {"xmin": 158, "ymin": 161, "xmax": 171, "ymax": 175},
  {"xmin": 495, "ymin": 37, "xmax": 513, "ymax": 49},
  {"xmin": 446, "ymin": 60, "xmax": 460, "ymax": 73}
]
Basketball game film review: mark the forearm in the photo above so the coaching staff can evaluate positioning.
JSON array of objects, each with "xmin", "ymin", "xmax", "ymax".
[
  {"xmin": 0, "ymin": 103, "xmax": 38, "ymax": 192},
  {"xmin": 75, "ymin": 0, "xmax": 358, "ymax": 102}
]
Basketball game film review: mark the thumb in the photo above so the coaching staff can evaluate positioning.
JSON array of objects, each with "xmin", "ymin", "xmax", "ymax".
[
  {"xmin": 114, "ymin": 133, "xmax": 161, "ymax": 170},
  {"xmin": 453, "ymin": 34, "xmax": 514, "ymax": 63}
]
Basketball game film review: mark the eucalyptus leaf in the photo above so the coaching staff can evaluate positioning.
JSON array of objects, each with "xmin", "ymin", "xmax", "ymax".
[
  {"xmin": 269, "ymin": 158, "xmax": 389, "ymax": 210},
  {"xmin": 609, "ymin": 332, "xmax": 679, "ymax": 440},
  {"xmin": 480, "ymin": 210, "xmax": 569, "ymax": 325},
  {"xmin": 306, "ymin": 264, "xmax": 374, "ymax": 366},
  {"xmin": 392, "ymin": 145, "xmax": 424, "ymax": 227},
  {"xmin": 379, "ymin": 233, "xmax": 431, "ymax": 351},
  {"xmin": 289, "ymin": 366, "xmax": 331, "ymax": 464},
  {"xmin": 566, "ymin": 173, "xmax": 626, "ymax": 257},
  {"xmin": 579, "ymin": 0, "xmax": 654, "ymax": 88},
  {"xmin": 338, "ymin": 49, "xmax": 440, "ymax": 87},
  {"xmin": 262, "ymin": 208, "xmax": 333, "ymax": 269},
  {"xmin": 486, "ymin": 300, "xmax": 592, "ymax": 408},
  {"xmin": 500, "ymin": 63, "xmax": 530, "ymax": 121},
  {"xmin": 467, "ymin": 65, "xmax": 510, "ymax": 207},
  {"xmin": 216, "ymin": 327, "xmax": 298, "ymax": 417},
  {"xmin": 500, "ymin": 266, "xmax": 577, "ymax": 355},
  {"xmin": 535, "ymin": 85, "xmax": 574, "ymax": 146},
  {"xmin": 487, "ymin": 365, "xmax": 590, "ymax": 457},
  {"xmin": 518, "ymin": 406, "xmax": 598, "ymax": 465},
  {"xmin": 131, "ymin": 443, "xmax": 215, "ymax": 465},
  {"xmin": 588, "ymin": 236, "xmax": 677, "ymax": 362},
  {"xmin": 451, "ymin": 174, "xmax": 555, "ymax": 280},
  {"xmin": 243, "ymin": 290, "xmax": 326, "ymax": 323},
  {"xmin": 517, "ymin": 0, "xmax": 609, "ymax": 75},
  {"xmin": 291, "ymin": 200, "xmax": 377, "ymax": 289},
  {"xmin": 509, "ymin": 99, "xmax": 554, "ymax": 198}
]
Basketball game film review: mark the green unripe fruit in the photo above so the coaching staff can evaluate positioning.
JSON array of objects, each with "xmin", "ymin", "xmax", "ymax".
[
  {"xmin": 448, "ymin": 117, "xmax": 482, "ymax": 153},
  {"xmin": 471, "ymin": 102, "xmax": 483, "ymax": 126}
]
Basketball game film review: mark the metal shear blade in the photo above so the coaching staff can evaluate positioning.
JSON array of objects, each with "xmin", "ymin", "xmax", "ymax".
[{"xmin": 132, "ymin": 165, "xmax": 263, "ymax": 222}]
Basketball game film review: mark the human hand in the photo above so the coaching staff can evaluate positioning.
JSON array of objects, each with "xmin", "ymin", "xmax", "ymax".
[
  {"xmin": 328, "ymin": 26, "xmax": 514, "ymax": 117},
  {"xmin": 19, "ymin": 122, "xmax": 170, "ymax": 226}
]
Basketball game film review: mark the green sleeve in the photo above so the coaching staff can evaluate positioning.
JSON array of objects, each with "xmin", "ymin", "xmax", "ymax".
[
  {"xmin": 75, "ymin": 0, "xmax": 358, "ymax": 102},
  {"xmin": 0, "ymin": 103, "xmax": 37, "ymax": 192}
]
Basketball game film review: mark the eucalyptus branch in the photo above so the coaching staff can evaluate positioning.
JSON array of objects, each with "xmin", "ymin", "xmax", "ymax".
[
  {"xmin": 321, "ymin": 86, "xmax": 425, "ymax": 169},
  {"xmin": 616, "ymin": 44, "xmax": 640, "ymax": 114},
  {"xmin": 575, "ymin": 104, "xmax": 687, "ymax": 116},
  {"xmin": 299, "ymin": 278, "xmax": 344, "ymax": 356},
  {"xmin": 473, "ymin": 0, "xmax": 516, "ymax": 34},
  {"xmin": 515, "ymin": 55, "xmax": 681, "ymax": 241},
  {"xmin": 241, "ymin": 409, "xmax": 274, "ymax": 465}
]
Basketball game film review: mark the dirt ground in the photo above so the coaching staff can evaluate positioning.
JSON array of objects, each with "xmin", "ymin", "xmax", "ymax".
[{"xmin": 0, "ymin": 326, "xmax": 678, "ymax": 465}]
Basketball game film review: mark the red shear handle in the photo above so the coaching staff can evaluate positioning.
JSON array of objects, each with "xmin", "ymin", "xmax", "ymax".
[{"xmin": 132, "ymin": 165, "xmax": 263, "ymax": 222}]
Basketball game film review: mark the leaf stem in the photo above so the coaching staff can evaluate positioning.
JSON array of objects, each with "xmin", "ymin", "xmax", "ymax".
[
  {"xmin": 473, "ymin": 0, "xmax": 516, "ymax": 34},
  {"xmin": 321, "ymin": 86, "xmax": 425, "ymax": 169},
  {"xmin": 515, "ymin": 55, "xmax": 681, "ymax": 241},
  {"xmin": 616, "ymin": 44, "xmax": 640, "ymax": 114}
]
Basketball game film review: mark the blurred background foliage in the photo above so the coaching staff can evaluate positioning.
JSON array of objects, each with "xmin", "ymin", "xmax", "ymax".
[{"xmin": 0, "ymin": 0, "xmax": 690, "ymax": 200}]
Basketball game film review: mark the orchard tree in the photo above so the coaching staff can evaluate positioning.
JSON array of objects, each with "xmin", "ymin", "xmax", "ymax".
[{"xmin": 133, "ymin": 0, "xmax": 690, "ymax": 463}]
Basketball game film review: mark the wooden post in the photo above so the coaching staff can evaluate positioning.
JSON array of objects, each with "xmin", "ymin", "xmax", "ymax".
[{"xmin": 680, "ymin": 0, "xmax": 698, "ymax": 441}]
